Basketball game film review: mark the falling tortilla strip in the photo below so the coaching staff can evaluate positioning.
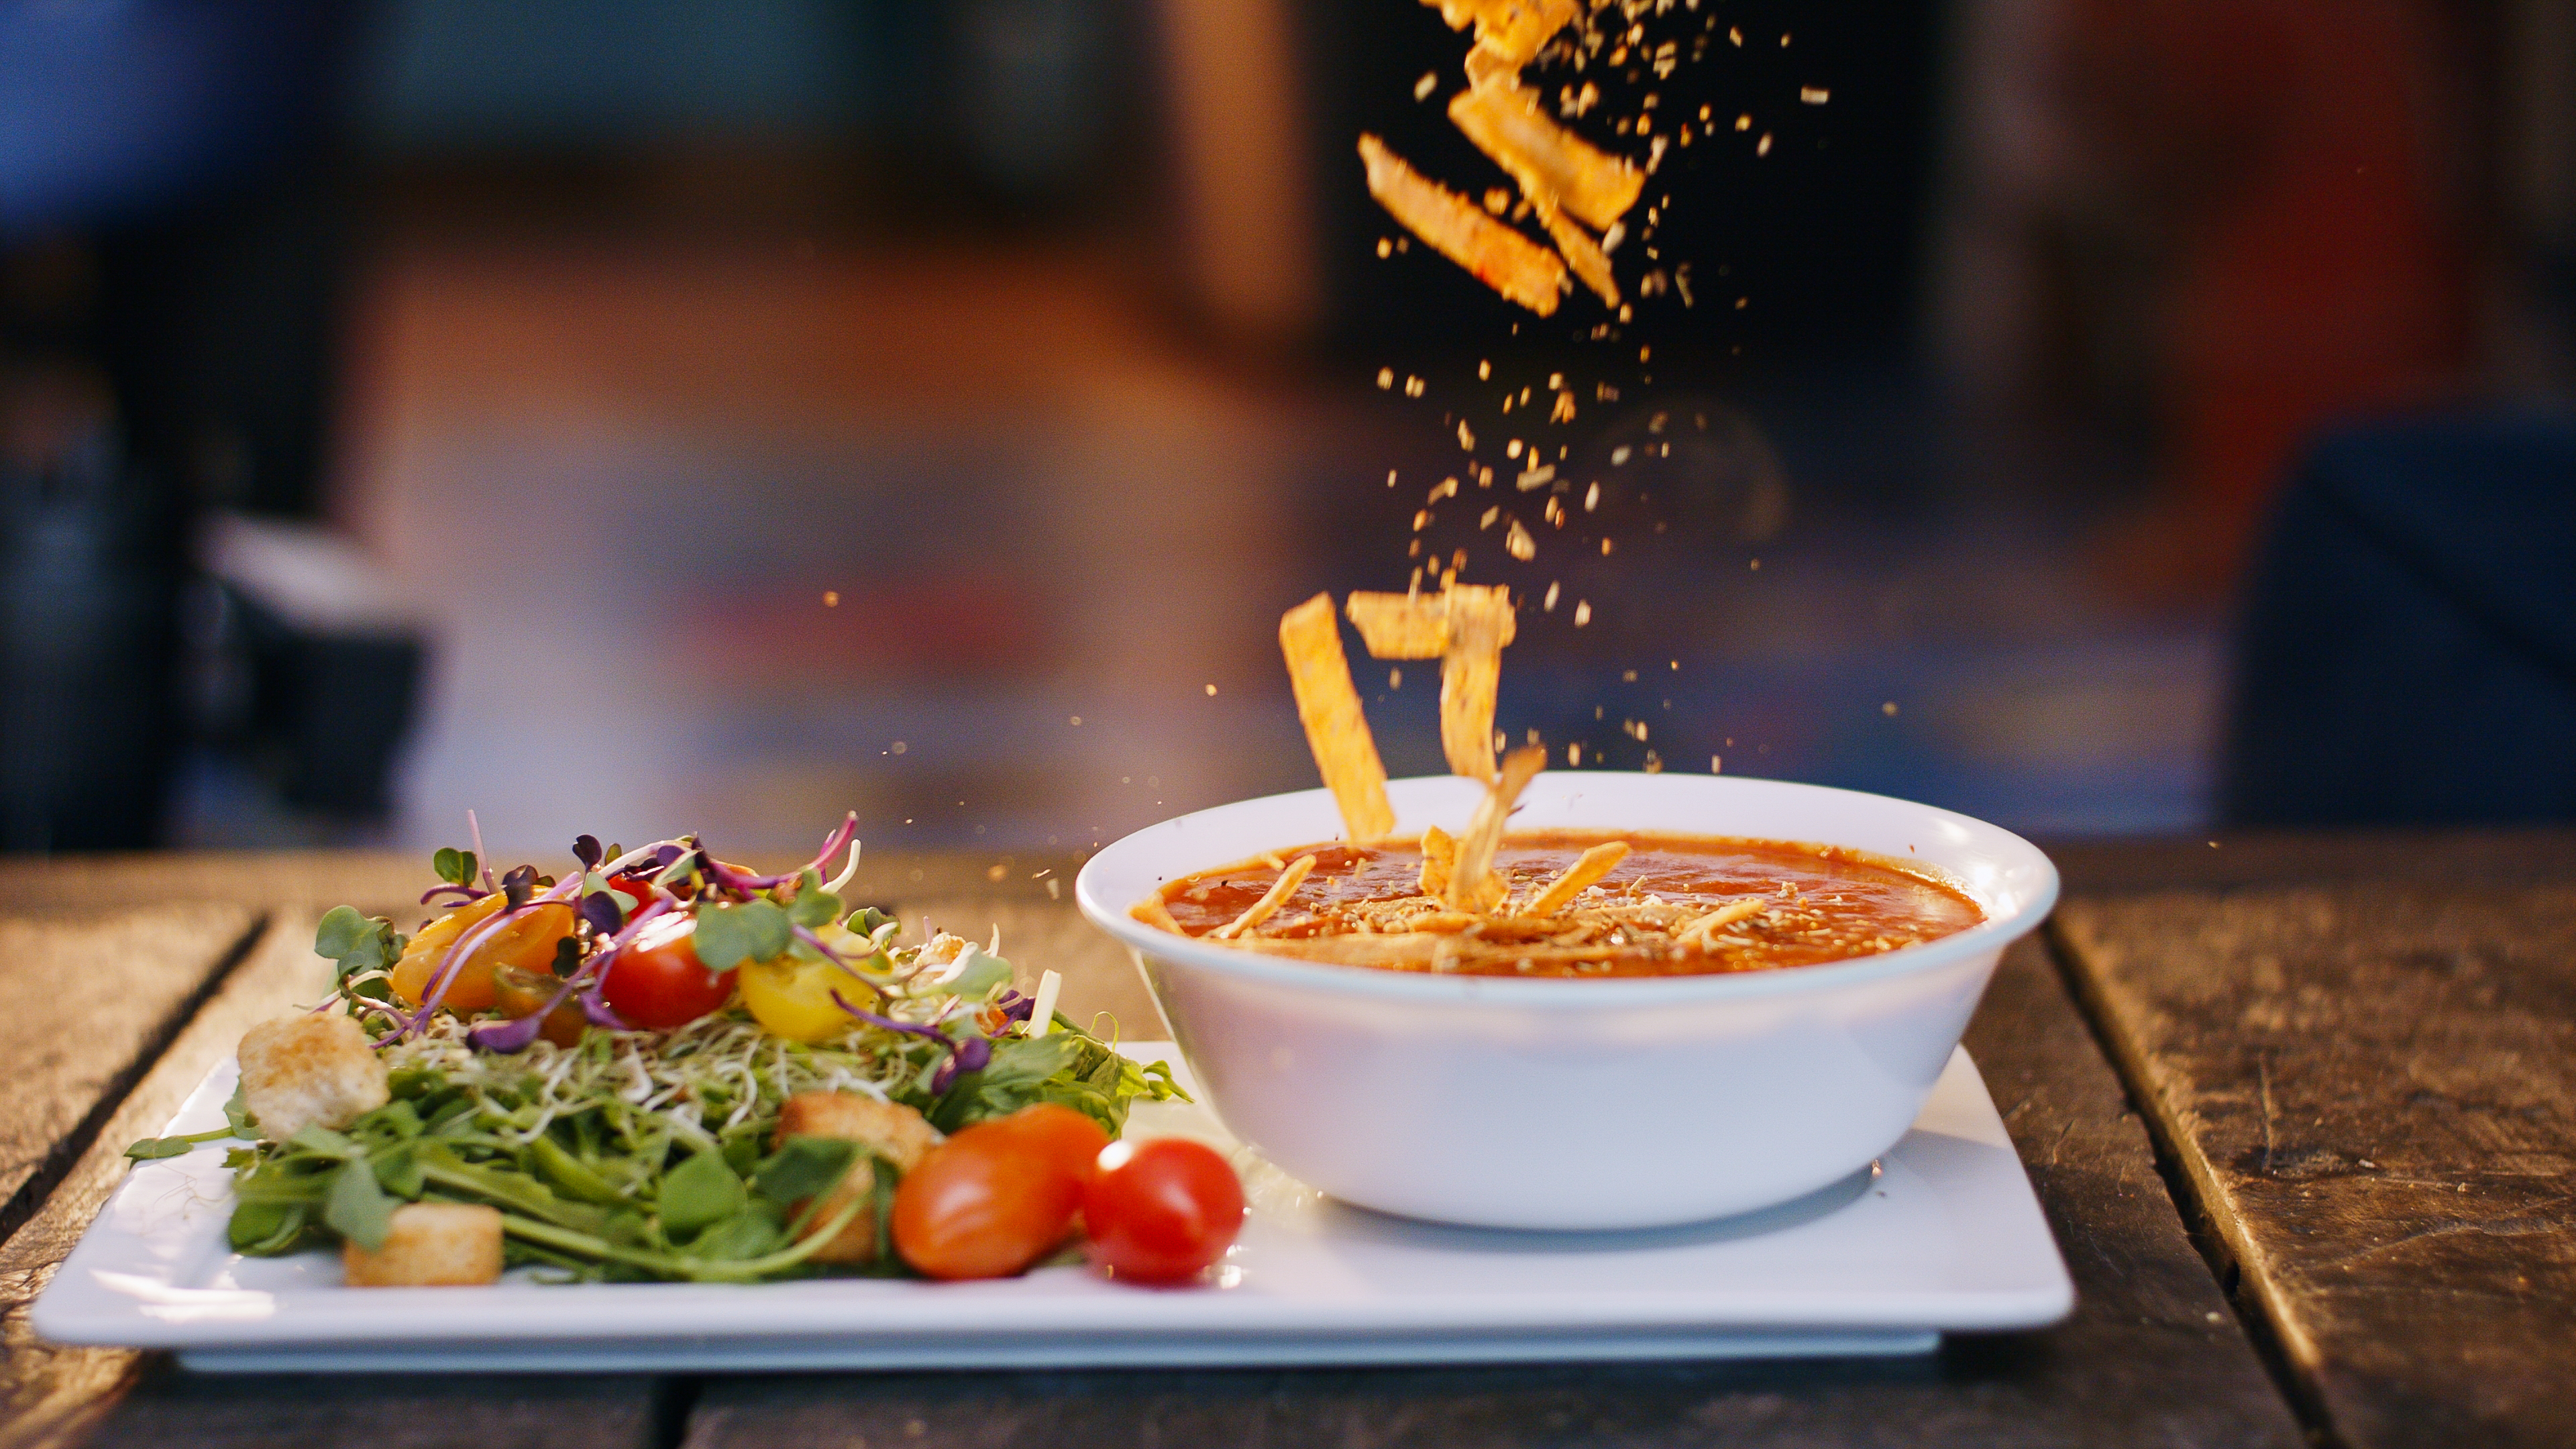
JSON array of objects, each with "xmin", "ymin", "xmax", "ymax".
[
  {"xmin": 1443, "ymin": 744, "xmax": 1548, "ymax": 914},
  {"xmin": 1346, "ymin": 586, "xmax": 1519, "ymax": 659},
  {"xmin": 1347, "ymin": 585, "xmax": 1517, "ymax": 782},
  {"xmin": 1420, "ymin": 0, "xmax": 1578, "ymax": 68},
  {"xmin": 1448, "ymin": 78, "xmax": 1644, "ymax": 233},
  {"xmin": 1359, "ymin": 135, "xmax": 1565, "ymax": 317},
  {"xmin": 1541, "ymin": 208, "xmax": 1620, "ymax": 307},
  {"xmin": 1279, "ymin": 592, "xmax": 1397, "ymax": 842},
  {"xmin": 1438, "ymin": 586, "xmax": 1513, "ymax": 782}
]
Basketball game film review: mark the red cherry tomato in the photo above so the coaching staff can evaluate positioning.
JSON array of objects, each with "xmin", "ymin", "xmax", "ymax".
[
  {"xmin": 1082, "ymin": 1138, "xmax": 1244, "ymax": 1284},
  {"xmin": 892, "ymin": 1111, "xmax": 1089, "ymax": 1280},
  {"xmin": 600, "ymin": 914, "xmax": 735, "ymax": 1030}
]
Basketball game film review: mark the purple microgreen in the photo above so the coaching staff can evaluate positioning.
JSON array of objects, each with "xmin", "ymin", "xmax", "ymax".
[
  {"xmin": 580, "ymin": 890, "xmax": 625, "ymax": 938},
  {"xmin": 572, "ymin": 834, "xmax": 602, "ymax": 870},
  {"xmin": 991, "ymin": 988, "xmax": 1035, "ymax": 1025},
  {"xmin": 578, "ymin": 987, "xmax": 632, "ymax": 1030},
  {"xmin": 420, "ymin": 882, "xmax": 485, "ymax": 906},
  {"xmin": 466, "ymin": 1013, "xmax": 549, "ymax": 1053},
  {"xmin": 500, "ymin": 864, "xmax": 538, "ymax": 912},
  {"xmin": 829, "ymin": 990, "xmax": 947, "ymax": 1046},
  {"xmin": 932, "ymin": 1033, "xmax": 992, "ymax": 1094},
  {"xmin": 653, "ymin": 843, "xmax": 685, "ymax": 869}
]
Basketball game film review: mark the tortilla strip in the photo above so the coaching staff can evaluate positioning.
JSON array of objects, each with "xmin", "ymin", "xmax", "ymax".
[
  {"xmin": 1519, "ymin": 840, "xmax": 1630, "ymax": 917},
  {"xmin": 1279, "ymin": 593, "xmax": 1397, "ymax": 842},
  {"xmin": 1227, "ymin": 932, "xmax": 1452, "ymax": 966},
  {"xmin": 1359, "ymin": 135, "xmax": 1565, "ymax": 317},
  {"xmin": 1420, "ymin": 0, "xmax": 1576, "ymax": 66},
  {"xmin": 1214, "ymin": 854, "xmax": 1318, "ymax": 939},
  {"xmin": 1676, "ymin": 898, "xmax": 1766, "ymax": 945},
  {"xmin": 1131, "ymin": 895, "xmax": 1185, "ymax": 933},
  {"xmin": 1346, "ymin": 586, "xmax": 1519, "ymax": 659},
  {"xmin": 1439, "ymin": 586, "xmax": 1513, "ymax": 781},
  {"xmin": 1417, "ymin": 823, "xmax": 1456, "ymax": 896},
  {"xmin": 1443, "ymin": 745, "xmax": 1547, "ymax": 913},
  {"xmin": 1347, "ymin": 592, "xmax": 1449, "ymax": 659},
  {"xmin": 1463, "ymin": 40, "xmax": 1517, "ymax": 89},
  {"xmin": 1542, "ymin": 207, "xmax": 1620, "ymax": 307},
  {"xmin": 1448, "ymin": 78, "xmax": 1644, "ymax": 234}
]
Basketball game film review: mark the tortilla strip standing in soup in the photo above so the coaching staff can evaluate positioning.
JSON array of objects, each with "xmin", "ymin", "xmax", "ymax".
[{"xmin": 1147, "ymin": 833, "xmax": 1983, "ymax": 977}]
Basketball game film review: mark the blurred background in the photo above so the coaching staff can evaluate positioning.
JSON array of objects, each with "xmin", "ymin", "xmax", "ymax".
[{"xmin": 2, "ymin": 0, "xmax": 2570, "ymax": 859}]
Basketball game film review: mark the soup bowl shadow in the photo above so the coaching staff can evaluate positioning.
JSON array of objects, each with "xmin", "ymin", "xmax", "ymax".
[{"xmin": 1075, "ymin": 771, "xmax": 2058, "ymax": 1230}]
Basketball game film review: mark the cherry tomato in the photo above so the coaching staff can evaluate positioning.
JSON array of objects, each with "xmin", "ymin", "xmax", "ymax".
[
  {"xmin": 994, "ymin": 1104, "xmax": 1110, "ymax": 1187},
  {"xmin": 491, "ymin": 965, "xmax": 587, "ymax": 1047},
  {"xmin": 738, "ymin": 947, "xmax": 867, "ymax": 1042},
  {"xmin": 1082, "ymin": 1138, "xmax": 1244, "ymax": 1284},
  {"xmin": 391, "ymin": 896, "xmax": 575, "ymax": 1014},
  {"xmin": 890, "ymin": 1106, "xmax": 1096, "ymax": 1279},
  {"xmin": 600, "ymin": 914, "xmax": 736, "ymax": 1030}
]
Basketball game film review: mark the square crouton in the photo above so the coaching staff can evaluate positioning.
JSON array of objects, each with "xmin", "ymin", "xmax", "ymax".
[
  {"xmin": 237, "ymin": 1012, "xmax": 389, "ymax": 1142},
  {"xmin": 342, "ymin": 1202, "xmax": 504, "ymax": 1287},
  {"xmin": 775, "ymin": 1093, "xmax": 940, "ymax": 1263}
]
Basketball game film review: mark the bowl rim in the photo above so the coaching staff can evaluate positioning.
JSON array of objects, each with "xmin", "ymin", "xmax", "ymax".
[{"xmin": 1074, "ymin": 771, "xmax": 2059, "ymax": 1008}]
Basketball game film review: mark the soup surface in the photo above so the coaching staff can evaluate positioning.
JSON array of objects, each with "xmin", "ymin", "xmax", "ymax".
[{"xmin": 1148, "ymin": 831, "xmax": 1983, "ymax": 977}]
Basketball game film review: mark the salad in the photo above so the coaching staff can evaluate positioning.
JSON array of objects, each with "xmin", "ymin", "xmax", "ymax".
[{"xmin": 129, "ymin": 815, "xmax": 1243, "ymax": 1287}]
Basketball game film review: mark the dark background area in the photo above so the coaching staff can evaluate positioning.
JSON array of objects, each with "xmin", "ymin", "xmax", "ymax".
[{"xmin": 2, "ymin": 0, "xmax": 2569, "ymax": 857}]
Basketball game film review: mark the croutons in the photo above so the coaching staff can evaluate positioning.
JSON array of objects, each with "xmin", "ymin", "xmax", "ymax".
[
  {"xmin": 341, "ymin": 1202, "xmax": 504, "ymax": 1287},
  {"xmin": 774, "ymin": 1093, "xmax": 939, "ymax": 1263},
  {"xmin": 237, "ymin": 1012, "xmax": 389, "ymax": 1142}
]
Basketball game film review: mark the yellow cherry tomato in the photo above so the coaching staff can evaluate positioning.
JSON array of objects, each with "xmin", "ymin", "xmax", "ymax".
[
  {"xmin": 739, "ymin": 949, "xmax": 873, "ymax": 1043},
  {"xmin": 391, "ymin": 894, "xmax": 575, "ymax": 1013}
]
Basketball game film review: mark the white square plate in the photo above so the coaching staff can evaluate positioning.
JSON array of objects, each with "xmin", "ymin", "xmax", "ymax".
[{"xmin": 33, "ymin": 1044, "xmax": 2071, "ymax": 1372}]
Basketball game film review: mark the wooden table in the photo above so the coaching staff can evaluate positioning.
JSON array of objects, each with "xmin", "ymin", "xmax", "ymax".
[{"xmin": 1, "ymin": 837, "xmax": 2568, "ymax": 1448}]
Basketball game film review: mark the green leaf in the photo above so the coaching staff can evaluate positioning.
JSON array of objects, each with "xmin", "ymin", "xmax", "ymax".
[
  {"xmin": 529, "ymin": 1136, "xmax": 627, "ymax": 1206},
  {"xmin": 433, "ymin": 847, "xmax": 476, "ymax": 885},
  {"xmin": 752, "ymin": 1136, "xmax": 861, "ymax": 1207},
  {"xmin": 315, "ymin": 904, "xmax": 372, "ymax": 960},
  {"xmin": 314, "ymin": 906, "xmax": 398, "ymax": 979},
  {"xmin": 788, "ymin": 883, "xmax": 843, "ymax": 930},
  {"xmin": 288, "ymin": 1123, "xmax": 356, "ymax": 1157},
  {"xmin": 687, "ymin": 1208, "xmax": 786, "ymax": 1263},
  {"xmin": 124, "ymin": 1136, "xmax": 201, "ymax": 1160},
  {"xmin": 659, "ymin": 1149, "xmax": 747, "ymax": 1240},
  {"xmin": 375, "ymin": 1142, "xmax": 426, "ymax": 1199},
  {"xmin": 845, "ymin": 906, "xmax": 894, "ymax": 938},
  {"xmin": 940, "ymin": 945, "xmax": 1012, "ymax": 999},
  {"xmin": 326, "ymin": 1157, "xmax": 395, "ymax": 1250},
  {"xmin": 228, "ymin": 1200, "xmax": 308, "ymax": 1254},
  {"xmin": 691, "ymin": 900, "xmax": 792, "ymax": 973}
]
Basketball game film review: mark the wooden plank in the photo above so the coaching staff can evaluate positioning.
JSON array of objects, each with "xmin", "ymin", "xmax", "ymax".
[
  {"xmin": 2056, "ymin": 885, "xmax": 2576, "ymax": 1449},
  {"xmin": 682, "ymin": 939, "xmax": 2304, "ymax": 1448},
  {"xmin": 2045, "ymin": 828, "xmax": 2576, "ymax": 894},
  {"xmin": 0, "ymin": 915, "xmax": 665, "ymax": 1449},
  {"xmin": 0, "ymin": 906, "xmax": 262, "ymax": 1252}
]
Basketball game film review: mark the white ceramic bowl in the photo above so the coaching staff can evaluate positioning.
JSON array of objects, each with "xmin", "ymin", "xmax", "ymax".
[{"xmin": 1076, "ymin": 771, "xmax": 2058, "ymax": 1230}]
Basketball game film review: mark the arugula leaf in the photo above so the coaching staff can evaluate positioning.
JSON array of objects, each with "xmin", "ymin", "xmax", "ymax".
[
  {"xmin": 433, "ymin": 847, "xmax": 477, "ymax": 886},
  {"xmin": 659, "ymin": 1149, "xmax": 747, "ymax": 1239},
  {"xmin": 692, "ymin": 900, "xmax": 791, "ymax": 972},
  {"xmin": 228, "ymin": 1199, "xmax": 308, "ymax": 1254},
  {"xmin": 688, "ymin": 1208, "xmax": 786, "ymax": 1263},
  {"xmin": 752, "ymin": 1136, "xmax": 861, "ymax": 1207},
  {"xmin": 326, "ymin": 1157, "xmax": 395, "ymax": 1250},
  {"xmin": 375, "ymin": 1142, "xmax": 426, "ymax": 1199}
]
